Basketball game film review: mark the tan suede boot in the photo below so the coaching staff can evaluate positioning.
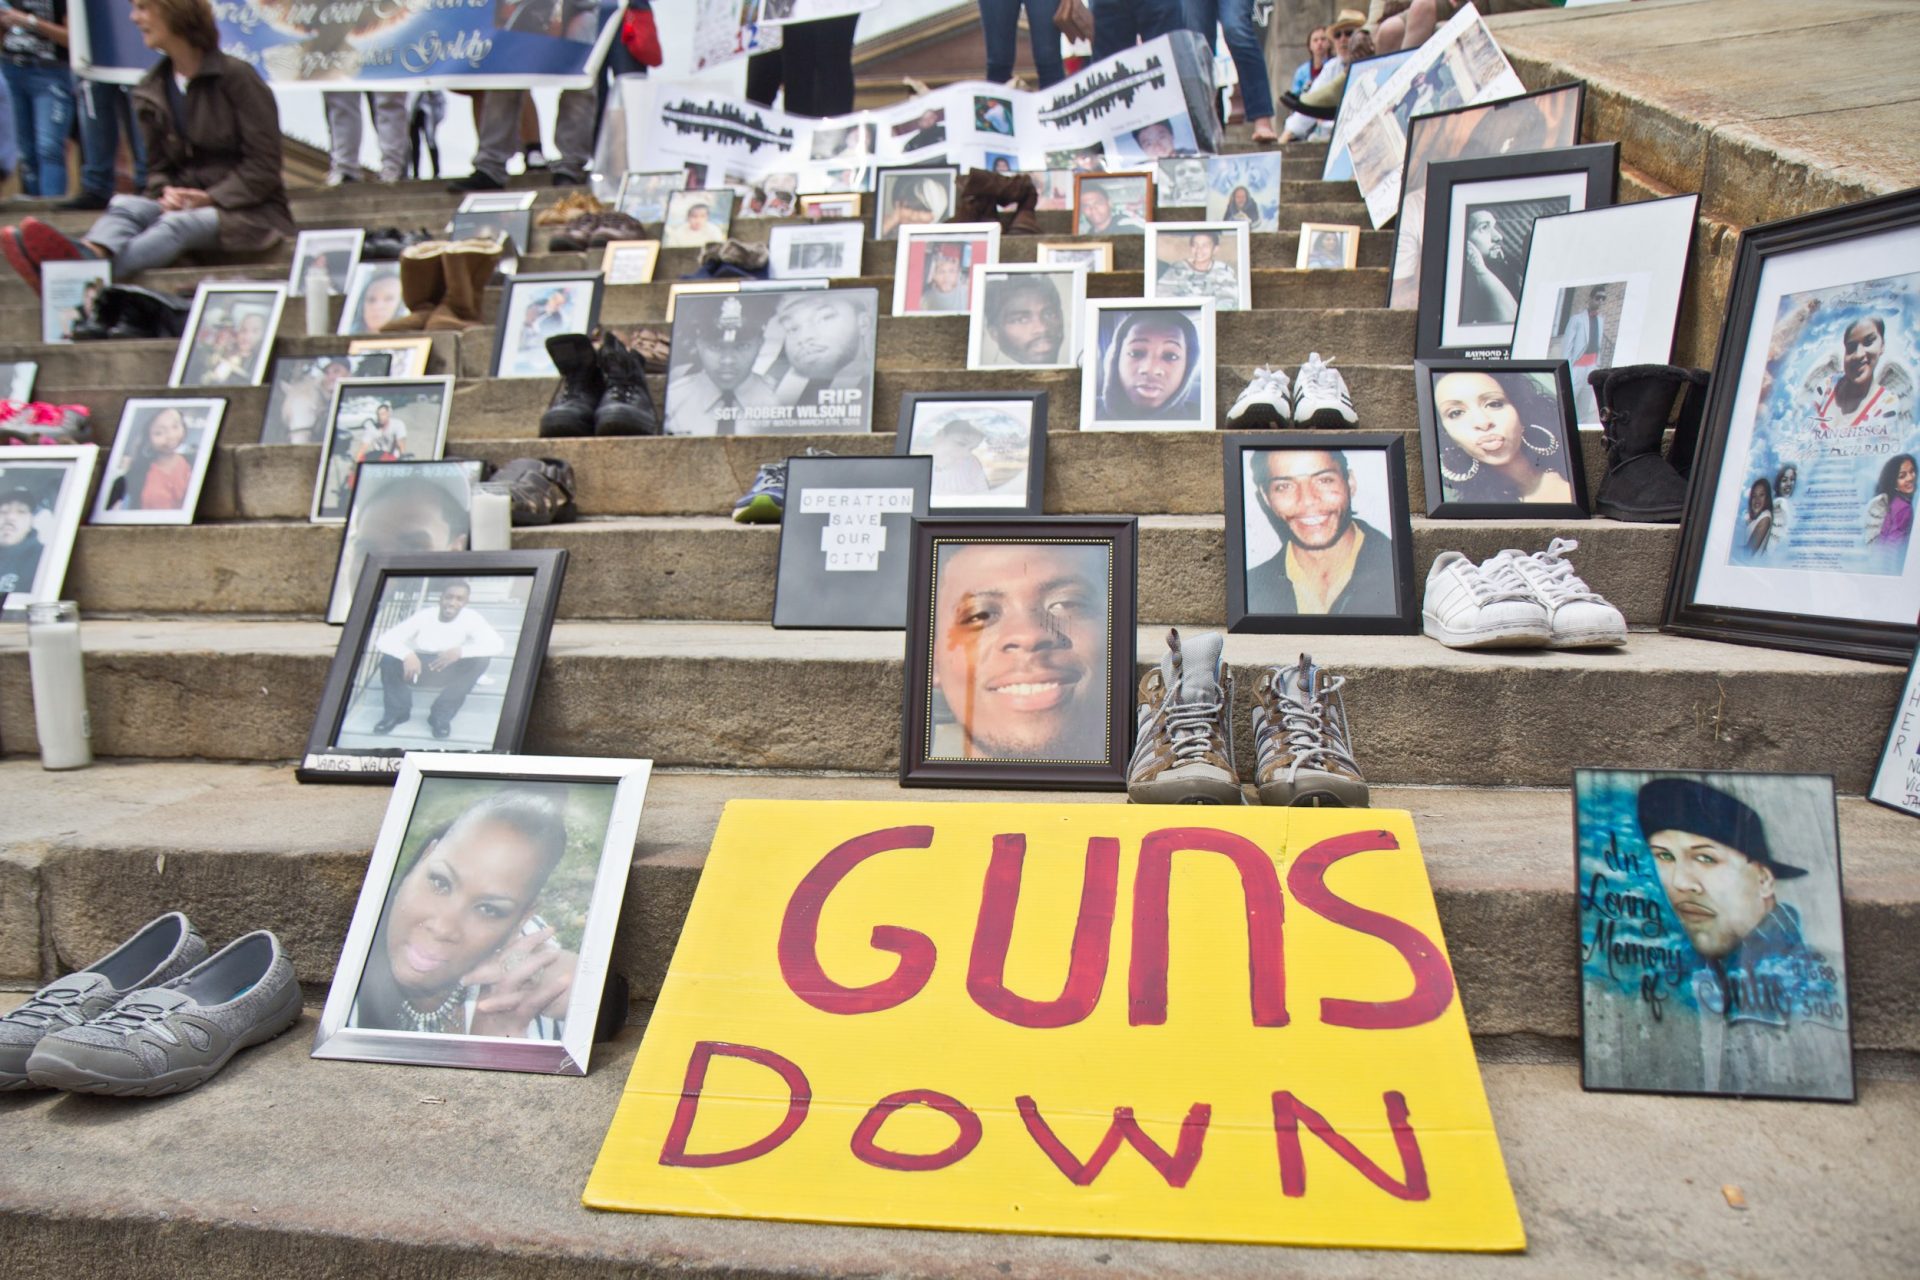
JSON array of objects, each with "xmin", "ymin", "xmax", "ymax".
[
  {"xmin": 380, "ymin": 242, "xmax": 446, "ymax": 333},
  {"xmin": 426, "ymin": 236, "xmax": 504, "ymax": 331}
]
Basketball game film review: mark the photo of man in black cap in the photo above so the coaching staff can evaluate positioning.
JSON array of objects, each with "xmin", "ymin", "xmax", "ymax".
[
  {"xmin": 664, "ymin": 294, "xmax": 779, "ymax": 436},
  {"xmin": 0, "ymin": 481, "xmax": 46, "ymax": 597}
]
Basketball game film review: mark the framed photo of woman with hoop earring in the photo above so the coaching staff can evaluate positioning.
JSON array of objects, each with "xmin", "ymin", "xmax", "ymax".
[{"xmin": 1414, "ymin": 359, "xmax": 1590, "ymax": 519}]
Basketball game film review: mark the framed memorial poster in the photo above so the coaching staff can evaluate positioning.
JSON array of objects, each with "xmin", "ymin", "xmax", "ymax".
[
  {"xmin": 896, "ymin": 390, "xmax": 1047, "ymax": 514},
  {"xmin": 1869, "ymin": 646, "xmax": 1920, "ymax": 816},
  {"xmin": 967, "ymin": 264, "xmax": 1085, "ymax": 371},
  {"xmin": 1080, "ymin": 296, "xmax": 1216, "ymax": 431},
  {"xmin": 261, "ymin": 352, "xmax": 395, "ymax": 446},
  {"xmin": 1074, "ymin": 172, "xmax": 1153, "ymax": 236},
  {"xmin": 1415, "ymin": 359, "xmax": 1589, "ymax": 518},
  {"xmin": 0, "ymin": 444, "xmax": 97, "ymax": 617},
  {"xmin": 288, "ymin": 229, "xmax": 365, "ymax": 297},
  {"xmin": 873, "ymin": 166, "xmax": 956, "ymax": 240},
  {"xmin": 901, "ymin": 517, "xmax": 1137, "ymax": 790},
  {"xmin": 490, "ymin": 272, "xmax": 603, "ymax": 379},
  {"xmin": 1145, "ymin": 222, "xmax": 1251, "ymax": 311},
  {"xmin": 311, "ymin": 376, "xmax": 455, "ymax": 522},
  {"xmin": 169, "ymin": 282, "xmax": 286, "ymax": 388},
  {"xmin": 772, "ymin": 454, "xmax": 931, "ymax": 629},
  {"xmin": 90, "ymin": 398, "xmax": 225, "ymax": 525},
  {"xmin": 768, "ymin": 221, "xmax": 864, "ymax": 281},
  {"xmin": 663, "ymin": 287, "xmax": 878, "ymax": 436},
  {"xmin": 327, "ymin": 458, "xmax": 482, "ymax": 624},
  {"xmin": 893, "ymin": 223, "xmax": 999, "ymax": 316}
]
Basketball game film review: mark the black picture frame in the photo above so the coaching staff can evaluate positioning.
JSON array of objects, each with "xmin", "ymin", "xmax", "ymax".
[
  {"xmin": 1222, "ymin": 431, "xmax": 1419, "ymax": 634},
  {"xmin": 1867, "ymin": 643, "xmax": 1920, "ymax": 817},
  {"xmin": 772, "ymin": 454, "xmax": 932, "ymax": 630},
  {"xmin": 1416, "ymin": 142, "xmax": 1618, "ymax": 361},
  {"xmin": 894, "ymin": 390, "xmax": 1049, "ymax": 515},
  {"xmin": 901, "ymin": 517, "xmax": 1137, "ymax": 790},
  {"xmin": 1663, "ymin": 186, "xmax": 1920, "ymax": 665},
  {"xmin": 488, "ymin": 271, "xmax": 605, "ymax": 379},
  {"xmin": 872, "ymin": 164, "xmax": 958, "ymax": 240},
  {"xmin": 1414, "ymin": 358, "xmax": 1590, "ymax": 519},
  {"xmin": 298, "ymin": 549, "xmax": 568, "ymax": 784}
]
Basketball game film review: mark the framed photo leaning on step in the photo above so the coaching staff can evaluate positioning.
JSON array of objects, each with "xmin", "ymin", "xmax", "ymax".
[
  {"xmin": 872, "ymin": 165, "xmax": 956, "ymax": 240},
  {"xmin": 772, "ymin": 454, "xmax": 931, "ymax": 630},
  {"xmin": 1664, "ymin": 187, "xmax": 1920, "ymax": 665},
  {"xmin": 348, "ymin": 335, "xmax": 433, "ymax": 378},
  {"xmin": 89, "ymin": 398, "xmax": 225, "ymax": 526},
  {"xmin": 1297, "ymin": 222, "xmax": 1360, "ymax": 271},
  {"xmin": 1415, "ymin": 359, "xmax": 1590, "ymax": 519},
  {"xmin": 169, "ymin": 281, "xmax": 288, "ymax": 389},
  {"xmin": 616, "ymin": 170, "xmax": 687, "ymax": 223},
  {"xmin": 326, "ymin": 458, "xmax": 483, "ymax": 624},
  {"xmin": 1145, "ymin": 221, "xmax": 1250, "ymax": 312},
  {"xmin": 896, "ymin": 389, "xmax": 1048, "ymax": 515},
  {"xmin": 311, "ymin": 376, "xmax": 455, "ymax": 523},
  {"xmin": 288, "ymin": 228, "xmax": 365, "ymax": 298},
  {"xmin": 0, "ymin": 444, "xmax": 97, "ymax": 618},
  {"xmin": 1223, "ymin": 432, "xmax": 1419, "ymax": 635},
  {"xmin": 967, "ymin": 263, "xmax": 1085, "ymax": 371},
  {"xmin": 892, "ymin": 223, "xmax": 1000, "ymax": 317},
  {"xmin": 1080, "ymin": 296, "xmax": 1216, "ymax": 431},
  {"xmin": 338, "ymin": 261, "xmax": 408, "ymax": 337},
  {"xmin": 901, "ymin": 517, "xmax": 1137, "ymax": 790},
  {"xmin": 311, "ymin": 751, "xmax": 650, "ymax": 1074},
  {"xmin": 1074, "ymin": 171, "xmax": 1153, "ymax": 237},
  {"xmin": 490, "ymin": 271, "xmax": 603, "ymax": 380},
  {"xmin": 299, "ymin": 549, "xmax": 568, "ymax": 783},
  {"xmin": 599, "ymin": 239, "xmax": 661, "ymax": 286},
  {"xmin": 767, "ymin": 221, "xmax": 863, "ymax": 281}
]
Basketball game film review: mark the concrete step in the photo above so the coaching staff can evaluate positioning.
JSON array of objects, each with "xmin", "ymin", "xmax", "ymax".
[
  {"xmin": 64, "ymin": 514, "xmax": 1676, "ymax": 626},
  {"xmin": 0, "ymin": 624, "xmax": 1900, "ymax": 789}
]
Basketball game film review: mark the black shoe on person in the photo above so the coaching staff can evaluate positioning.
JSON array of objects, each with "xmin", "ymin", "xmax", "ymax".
[
  {"xmin": 447, "ymin": 171, "xmax": 505, "ymax": 194},
  {"xmin": 57, "ymin": 191, "xmax": 111, "ymax": 212},
  {"xmin": 429, "ymin": 720, "xmax": 452, "ymax": 740},
  {"xmin": 373, "ymin": 717, "xmax": 405, "ymax": 734}
]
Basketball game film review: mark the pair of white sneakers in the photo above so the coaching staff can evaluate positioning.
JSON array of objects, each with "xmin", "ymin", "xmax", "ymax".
[
  {"xmin": 1227, "ymin": 353, "xmax": 1357, "ymax": 430},
  {"xmin": 1423, "ymin": 538, "xmax": 1627, "ymax": 650}
]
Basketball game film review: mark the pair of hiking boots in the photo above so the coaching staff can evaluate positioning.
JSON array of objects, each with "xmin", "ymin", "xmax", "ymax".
[{"xmin": 540, "ymin": 332, "xmax": 660, "ymax": 436}]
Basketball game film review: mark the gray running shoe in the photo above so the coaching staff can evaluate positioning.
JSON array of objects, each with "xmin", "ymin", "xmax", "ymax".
[
  {"xmin": 1251, "ymin": 653, "xmax": 1369, "ymax": 808},
  {"xmin": 1127, "ymin": 628, "xmax": 1244, "ymax": 805},
  {"xmin": 0, "ymin": 912, "xmax": 207, "ymax": 1090},
  {"xmin": 26, "ymin": 931, "xmax": 301, "ymax": 1097}
]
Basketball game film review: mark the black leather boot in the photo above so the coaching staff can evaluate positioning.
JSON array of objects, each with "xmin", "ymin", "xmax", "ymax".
[
  {"xmin": 594, "ymin": 333, "xmax": 661, "ymax": 436},
  {"xmin": 1588, "ymin": 364, "xmax": 1709, "ymax": 523},
  {"xmin": 539, "ymin": 333, "xmax": 602, "ymax": 437},
  {"xmin": 104, "ymin": 285, "xmax": 191, "ymax": 339}
]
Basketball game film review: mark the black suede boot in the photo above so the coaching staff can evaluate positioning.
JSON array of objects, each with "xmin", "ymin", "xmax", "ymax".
[
  {"xmin": 539, "ymin": 333, "xmax": 602, "ymax": 437},
  {"xmin": 104, "ymin": 285, "xmax": 191, "ymax": 339},
  {"xmin": 594, "ymin": 333, "xmax": 661, "ymax": 436},
  {"xmin": 1589, "ymin": 364, "xmax": 1708, "ymax": 523},
  {"xmin": 1666, "ymin": 366, "xmax": 1712, "ymax": 480}
]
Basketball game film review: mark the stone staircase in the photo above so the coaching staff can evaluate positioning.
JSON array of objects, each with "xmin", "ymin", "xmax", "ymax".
[{"xmin": 2, "ymin": 123, "xmax": 1916, "ymax": 1278}]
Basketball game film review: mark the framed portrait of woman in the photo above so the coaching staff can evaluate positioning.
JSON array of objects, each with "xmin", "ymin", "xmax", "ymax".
[
  {"xmin": 338, "ymin": 261, "xmax": 407, "ymax": 337},
  {"xmin": 89, "ymin": 398, "xmax": 226, "ymax": 526},
  {"xmin": 169, "ymin": 282, "xmax": 287, "ymax": 388},
  {"xmin": 1665, "ymin": 187, "xmax": 1920, "ymax": 665},
  {"xmin": 311, "ymin": 751, "xmax": 651, "ymax": 1074},
  {"xmin": 1415, "ymin": 359, "xmax": 1589, "ymax": 518},
  {"xmin": 901, "ymin": 517, "xmax": 1137, "ymax": 789},
  {"xmin": 1080, "ymin": 297, "xmax": 1217, "ymax": 431}
]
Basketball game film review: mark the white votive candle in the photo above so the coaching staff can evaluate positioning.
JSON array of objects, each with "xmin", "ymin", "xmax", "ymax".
[
  {"xmin": 471, "ymin": 481, "xmax": 513, "ymax": 551},
  {"xmin": 304, "ymin": 257, "xmax": 332, "ymax": 336},
  {"xmin": 26, "ymin": 601, "xmax": 92, "ymax": 770}
]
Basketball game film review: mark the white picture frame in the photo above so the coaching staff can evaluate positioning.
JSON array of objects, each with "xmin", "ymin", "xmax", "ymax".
[
  {"xmin": 1297, "ymin": 221, "xmax": 1362, "ymax": 271},
  {"xmin": 1079, "ymin": 296, "xmax": 1217, "ymax": 432},
  {"xmin": 89, "ymin": 398, "xmax": 225, "ymax": 526},
  {"xmin": 40, "ymin": 259, "xmax": 112, "ymax": 344},
  {"xmin": 168, "ymin": 282, "xmax": 288, "ymax": 389},
  {"xmin": 310, "ymin": 376, "xmax": 455, "ymax": 523},
  {"xmin": 1144, "ymin": 221, "xmax": 1251, "ymax": 312},
  {"xmin": 338, "ymin": 261, "xmax": 408, "ymax": 337},
  {"xmin": 966, "ymin": 262, "xmax": 1086, "ymax": 371},
  {"xmin": 892, "ymin": 222, "xmax": 1000, "ymax": 317},
  {"xmin": 768, "ymin": 221, "xmax": 866, "ymax": 281},
  {"xmin": 1869, "ymin": 646, "xmax": 1920, "ymax": 817},
  {"xmin": 0, "ymin": 444, "xmax": 97, "ymax": 617},
  {"xmin": 457, "ymin": 191, "xmax": 537, "ymax": 213},
  {"xmin": 288, "ymin": 228, "xmax": 366, "ymax": 297},
  {"xmin": 599, "ymin": 240, "xmax": 661, "ymax": 286}
]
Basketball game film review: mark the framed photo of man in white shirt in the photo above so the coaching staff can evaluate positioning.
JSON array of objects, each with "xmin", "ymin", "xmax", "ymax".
[{"xmin": 300, "ymin": 550, "xmax": 569, "ymax": 783}]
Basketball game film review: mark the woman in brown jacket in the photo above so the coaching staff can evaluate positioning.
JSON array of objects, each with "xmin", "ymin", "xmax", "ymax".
[{"xmin": 0, "ymin": 0, "xmax": 295, "ymax": 292}]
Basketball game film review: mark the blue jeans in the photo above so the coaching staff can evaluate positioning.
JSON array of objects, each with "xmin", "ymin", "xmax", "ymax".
[
  {"xmin": 1, "ymin": 61, "xmax": 74, "ymax": 197},
  {"xmin": 77, "ymin": 79, "xmax": 147, "ymax": 198},
  {"xmin": 978, "ymin": 0, "xmax": 1065, "ymax": 87},
  {"xmin": 1090, "ymin": 0, "xmax": 1187, "ymax": 63},
  {"xmin": 1184, "ymin": 0, "xmax": 1272, "ymax": 120}
]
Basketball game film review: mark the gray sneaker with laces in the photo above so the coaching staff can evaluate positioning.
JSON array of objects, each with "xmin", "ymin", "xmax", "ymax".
[
  {"xmin": 0, "ymin": 912, "xmax": 207, "ymax": 1090},
  {"xmin": 26, "ymin": 930, "xmax": 301, "ymax": 1097},
  {"xmin": 1127, "ymin": 628, "xmax": 1245, "ymax": 805},
  {"xmin": 1252, "ymin": 653, "xmax": 1369, "ymax": 807}
]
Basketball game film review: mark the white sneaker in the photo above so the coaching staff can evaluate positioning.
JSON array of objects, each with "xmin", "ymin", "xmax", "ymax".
[
  {"xmin": 1485, "ymin": 539, "xmax": 1626, "ymax": 649},
  {"xmin": 1293, "ymin": 352, "xmax": 1357, "ymax": 429},
  {"xmin": 1227, "ymin": 365, "xmax": 1294, "ymax": 426},
  {"xmin": 1422, "ymin": 551, "xmax": 1552, "ymax": 650}
]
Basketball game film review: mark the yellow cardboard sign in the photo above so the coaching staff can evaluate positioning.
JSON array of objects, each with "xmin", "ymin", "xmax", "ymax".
[{"xmin": 585, "ymin": 801, "xmax": 1524, "ymax": 1252}]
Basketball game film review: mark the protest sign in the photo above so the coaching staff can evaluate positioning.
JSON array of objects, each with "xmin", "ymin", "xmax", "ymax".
[{"xmin": 694, "ymin": 0, "xmax": 780, "ymax": 72}]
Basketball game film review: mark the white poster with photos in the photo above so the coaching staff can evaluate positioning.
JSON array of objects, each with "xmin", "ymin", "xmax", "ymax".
[
  {"xmin": 1145, "ymin": 222, "xmax": 1250, "ymax": 311},
  {"xmin": 967, "ymin": 263, "xmax": 1086, "ymax": 371},
  {"xmin": 90, "ymin": 398, "xmax": 225, "ymax": 525},
  {"xmin": 1080, "ymin": 297, "xmax": 1217, "ymax": 431},
  {"xmin": 769, "ymin": 222, "xmax": 865, "ymax": 280}
]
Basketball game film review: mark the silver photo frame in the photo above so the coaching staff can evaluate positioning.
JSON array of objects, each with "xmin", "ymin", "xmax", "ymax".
[
  {"xmin": 168, "ymin": 282, "xmax": 288, "ymax": 388},
  {"xmin": 310, "ymin": 375, "xmax": 455, "ymax": 523}
]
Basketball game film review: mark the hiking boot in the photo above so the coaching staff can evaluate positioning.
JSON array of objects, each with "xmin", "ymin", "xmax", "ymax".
[
  {"xmin": 1227, "ymin": 366, "xmax": 1293, "ymax": 427},
  {"xmin": 540, "ymin": 332, "xmax": 603, "ymax": 437},
  {"xmin": 1422, "ymin": 550, "xmax": 1551, "ymax": 650},
  {"xmin": 593, "ymin": 332, "xmax": 661, "ymax": 435},
  {"xmin": 1126, "ymin": 628, "xmax": 1243, "ymax": 805},
  {"xmin": 1, "ymin": 912, "xmax": 208, "ymax": 1090},
  {"xmin": 1485, "ymin": 539, "xmax": 1626, "ymax": 649},
  {"xmin": 1252, "ymin": 654, "xmax": 1368, "ymax": 807},
  {"xmin": 1292, "ymin": 352, "xmax": 1357, "ymax": 428},
  {"xmin": 26, "ymin": 931, "xmax": 301, "ymax": 1097},
  {"xmin": 1589, "ymin": 364, "xmax": 1706, "ymax": 522}
]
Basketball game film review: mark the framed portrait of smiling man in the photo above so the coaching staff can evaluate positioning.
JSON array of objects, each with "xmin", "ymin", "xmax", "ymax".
[
  {"xmin": 967, "ymin": 263, "xmax": 1085, "ymax": 371},
  {"xmin": 1574, "ymin": 768, "xmax": 1853, "ymax": 1103},
  {"xmin": 902, "ymin": 517, "xmax": 1138, "ymax": 789},
  {"xmin": 312, "ymin": 752, "xmax": 651, "ymax": 1074},
  {"xmin": 1223, "ymin": 433, "xmax": 1419, "ymax": 634}
]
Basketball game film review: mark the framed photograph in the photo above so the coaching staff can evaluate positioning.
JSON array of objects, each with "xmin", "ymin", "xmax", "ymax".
[
  {"xmin": 1415, "ymin": 359, "xmax": 1589, "ymax": 518},
  {"xmin": 1145, "ymin": 221, "xmax": 1250, "ymax": 312},
  {"xmin": 338, "ymin": 261, "xmax": 408, "ymax": 337},
  {"xmin": 1869, "ymin": 645, "xmax": 1920, "ymax": 816},
  {"xmin": 288, "ymin": 229, "xmax": 365, "ymax": 297},
  {"xmin": 1574, "ymin": 768, "xmax": 1853, "ymax": 1103},
  {"xmin": 1418, "ymin": 143, "xmax": 1618, "ymax": 359},
  {"xmin": 800, "ymin": 192, "xmax": 864, "ymax": 220},
  {"xmin": 896, "ymin": 390, "xmax": 1047, "ymax": 514},
  {"xmin": 447, "ymin": 209, "xmax": 530, "ymax": 258},
  {"xmin": 1389, "ymin": 83, "xmax": 1588, "ymax": 311},
  {"xmin": 1201, "ymin": 154, "xmax": 1282, "ymax": 231},
  {"xmin": 490, "ymin": 272, "xmax": 603, "ymax": 379},
  {"xmin": 664, "ymin": 287, "xmax": 878, "ymax": 435},
  {"xmin": 873, "ymin": 166, "xmax": 956, "ymax": 240},
  {"xmin": 348, "ymin": 335, "xmax": 434, "ymax": 378},
  {"xmin": 901, "ymin": 517, "xmax": 1138, "ymax": 789},
  {"xmin": 893, "ymin": 223, "xmax": 1000, "ymax": 316},
  {"xmin": 298, "ymin": 549, "xmax": 568, "ymax": 782},
  {"xmin": 662, "ymin": 189, "xmax": 736, "ymax": 249},
  {"xmin": 1080, "ymin": 296, "xmax": 1216, "ymax": 431},
  {"xmin": 768, "ymin": 221, "xmax": 865, "ymax": 281},
  {"xmin": 0, "ymin": 445, "xmax": 97, "ymax": 617},
  {"xmin": 1298, "ymin": 222, "xmax": 1361, "ymax": 271},
  {"xmin": 41, "ymin": 259, "xmax": 112, "ymax": 343},
  {"xmin": 616, "ymin": 169, "xmax": 686, "ymax": 223},
  {"xmin": 599, "ymin": 240, "xmax": 660, "ymax": 286},
  {"xmin": 772, "ymin": 454, "xmax": 932, "ymax": 629},
  {"xmin": 327, "ymin": 458, "xmax": 483, "ymax": 624},
  {"xmin": 169, "ymin": 282, "xmax": 286, "ymax": 388},
  {"xmin": 1035, "ymin": 240, "xmax": 1113, "ymax": 273},
  {"xmin": 1074, "ymin": 172, "xmax": 1153, "ymax": 236},
  {"xmin": 89, "ymin": 398, "xmax": 225, "ymax": 525},
  {"xmin": 1665, "ymin": 188, "xmax": 1920, "ymax": 664},
  {"xmin": 967, "ymin": 263, "xmax": 1085, "ymax": 370},
  {"xmin": 261, "ymin": 352, "xmax": 395, "ymax": 445},
  {"xmin": 0, "ymin": 360, "xmax": 36, "ymax": 402},
  {"xmin": 1511, "ymin": 194, "xmax": 1700, "ymax": 426},
  {"xmin": 310, "ymin": 751, "xmax": 650, "ymax": 1072},
  {"xmin": 311, "ymin": 376, "xmax": 455, "ymax": 523},
  {"xmin": 457, "ymin": 191, "xmax": 537, "ymax": 213},
  {"xmin": 1223, "ymin": 432, "xmax": 1419, "ymax": 634}
]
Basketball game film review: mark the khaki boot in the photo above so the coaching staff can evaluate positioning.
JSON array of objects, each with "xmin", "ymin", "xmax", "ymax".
[
  {"xmin": 380, "ymin": 242, "xmax": 445, "ymax": 333},
  {"xmin": 427, "ymin": 236, "xmax": 504, "ymax": 331}
]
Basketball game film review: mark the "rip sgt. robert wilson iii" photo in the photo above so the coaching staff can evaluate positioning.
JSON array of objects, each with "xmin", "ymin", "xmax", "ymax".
[{"xmin": 664, "ymin": 288, "xmax": 879, "ymax": 436}]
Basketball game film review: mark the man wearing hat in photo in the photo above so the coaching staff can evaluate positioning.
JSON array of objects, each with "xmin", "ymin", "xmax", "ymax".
[
  {"xmin": 0, "ymin": 481, "xmax": 47, "ymax": 596},
  {"xmin": 919, "ymin": 244, "xmax": 970, "ymax": 313},
  {"xmin": 879, "ymin": 176, "xmax": 951, "ymax": 240},
  {"xmin": 667, "ymin": 295, "xmax": 778, "ymax": 436}
]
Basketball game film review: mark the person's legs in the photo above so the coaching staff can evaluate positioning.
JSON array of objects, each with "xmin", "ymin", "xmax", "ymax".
[
  {"xmin": 104, "ymin": 205, "xmax": 221, "ymax": 278},
  {"xmin": 552, "ymin": 88, "xmax": 596, "ymax": 179},
  {"xmin": 83, "ymin": 195, "xmax": 165, "ymax": 259},
  {"xmin": 744, "ymin": 47, "xmax": 784, "ymax": 108},
  {"xmin": 1136, "ymin": 0, "xmax": 1188, "ymax": 41},
  {"xmin": 470, "ymin": 90, "xmax": 522, "ymax": 184},
  {"xmin": 1401, "ymin": 0, "xmax": 1441, "ymax": 48},
  {"xmin": 1216, "ymin": 0, "xmax": 1272, "ymax": 123},
  {"xmin": 20, "ymin": 65, "xmax": 75, "ymax": 197},
  {"xmin": 1089, "ymin": 0, "xmax": 1142, "ymax": 62},
  {"xmin": 368, "ymin": 92, "xmax": 410, "ymax": 182},
  {"xmin": 377, "ymin": 655, "xmax": 413, "ymax": 727},
  {"xmin": 75, "ymin": 79, "xmax": 118, "ymax": 199},
  {"xmin": 428, "ymin": 656, "xmax": 489, "ymax": 730},
  {"xmin": 979, "ymin": 0, "xmax": 1021, "ymax": 83},
  {"xmin": 1021, "ymin": 0, "xmax": 1067, "ymax": 86},
  {"xmin": 322, "ymin": 91, "xmax": 365, "ymax": 184},
  {"xmin": 785, "ymin": 15, "xmax": 858, "ymax": 118}
]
